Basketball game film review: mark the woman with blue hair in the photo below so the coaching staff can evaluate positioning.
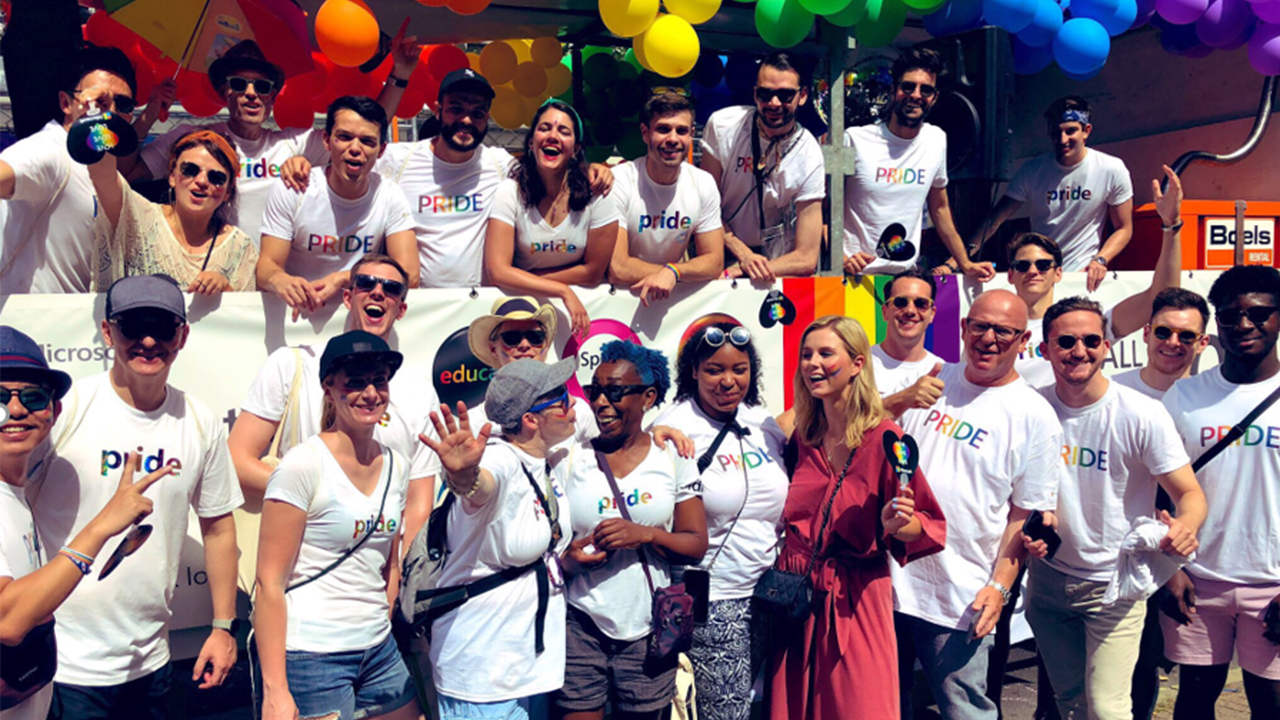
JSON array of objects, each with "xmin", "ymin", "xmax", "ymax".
[{"xmin": 555, "ymin": 340, "xmax": 709, "ymax": 720}]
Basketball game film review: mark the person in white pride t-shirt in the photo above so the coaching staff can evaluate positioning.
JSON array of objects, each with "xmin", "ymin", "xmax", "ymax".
[
  {"xmin": 257, "ymin": 96, "xmax": 418, "ymax": 318},
  {"xmin": 26, "ymin": 276, "xmax": 242, "ymax": 720},
  {"xmin": 1112, "ymin": 287, "xmax": 1213, "ymax": 401},
  {"xmin": 608, "ymin": 91, "xmax": 725, "ymax": 306},
  {"xmin": 894, "ymin": 289, "xmax": 1063, "ymax": 720},
  {"xmin": 843, "ymin": 47, "xmax": 994, "ymax": 281},
  {"xmin": 698, "ymin": 51, "xmax": 823, "ymax": 281},
  {"xmin": 253, "ymin": 331, "xmax": 420, "ymax": 720},
  {"xmin": 485, "ymin": 101, "xmax": 619, "ymax": 338},
  {"xmin": 874, "ymin": 268, "xmax": 947, "ymax": 418},
  {"xmin": 419, "ymin": 358, "xmax": 577, "ymax": 720},
  {"xmin": 970, "ymin": 96, "xmax": 1134, "ymax": 289},
  {"xmin": 1159, "ymin": 265, "xmax": 1280, "ymax": 719},
  {"xmin": 0, "ymin": 326, "xmax": 173, "ymax": 720},
  {"xmin": 1028, "ymin": 296, "xmax": 1206, "ymax": 720},
  {"xmin": 0, "ymin": 47, "xmax": 136, "ymax": 293}
]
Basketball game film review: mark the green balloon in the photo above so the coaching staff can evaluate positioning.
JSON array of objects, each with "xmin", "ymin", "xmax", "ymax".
[
  {"xmin": 586, "ymin": 144, "xmax": 614, "ymax": 164},
  {"xmin": 825, "ymin": 0, "xmax": 867, "ymax": 25},
  {"xmin": 623, "ymin": 48, "xmax": 643, "ymax": 74},
  {"xmin": 617, "ymin": 126, "xmax": 646, "ymax": 160},
  {"xmin": 583, "ymin": 52, "xmax": 619, "ymax": 88},
  {"xmin": 855, "ymin": 0, "xmax": 907, "ymax": 49},
  {"xmin": 799, "ymin": 0, "xmax": 849, "ymax": 14},
  {"xmin": 900, "ymin": 0, "xmax": 945, "ymax": 10},
  {"xmin": 755, "ymin": 0, "xmax": 816, "ymax": 49}
]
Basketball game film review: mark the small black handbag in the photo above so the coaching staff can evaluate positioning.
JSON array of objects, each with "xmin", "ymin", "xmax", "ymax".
[{"xmin": 0, "ymin": 618, "xmax": 57, "ymax": 710}]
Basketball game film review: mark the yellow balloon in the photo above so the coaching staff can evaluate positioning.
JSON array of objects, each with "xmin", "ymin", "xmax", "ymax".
[
  {"xmin": 513, "ymin": 61, "xmax": 548, "ymax": 98},
  {"xmin": 510, "ymin": 39, "xmax": 533, "ymax": 64},
  {"xmin": 530, "ymin": 37, "xmax": 564, "ymax": 67},
  {"xmin": 663, "ymin": 0, "xmax": 722, "ymax": 24},
  {"xmin": 491, "ymin": 86, "xmax": 527, "ymax": 129},
  {"xmin": 479, "ymin": 42, "xmax": 518, "ymax": 86},
  {"xmin": 545, "ymin": 63, "xmax": 573, "ymax": 96},
  {"xmin": 632, "ymin": 35, "xmax": 654, "ymax": 71},
  {"xmin": 641, "ymin": 15, "xmax": 700, "ymax": 78},
  {"xmin": 467, "ymin": 53, "xmax": 482, "ymax": 72},
  {"xmin": 599, "ymin": 0, "xmax": 660, "ymax": 38}
]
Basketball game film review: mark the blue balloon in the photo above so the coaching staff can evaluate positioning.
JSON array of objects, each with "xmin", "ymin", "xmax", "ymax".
[
  {"xmin": 1073, "ymin": 0, "xmax": 1138, "ymax": 35},
  {"xmin": 923, "ymin": 0, "xmax": 985, "ymax": 35},
  {"xmin": 984, "ymin": 0, "xmax": 1039, "ymax": 32},
  {"xmin": 1053, "ymin": 17, "xmax": 1111, "ymax": 73},
  {"xmin": 1062, "ymin": 66, "xmax": 1103, "ymax": 80},
  {"xmin": 1013, "ymin": 36, "xmax": 1057, "ymax": 73},
  {"xmin": 1018, "ymin": 0, "xmax": 1065, "ymax": 46}
]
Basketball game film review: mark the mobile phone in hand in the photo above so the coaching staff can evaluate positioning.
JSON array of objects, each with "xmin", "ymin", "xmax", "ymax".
[{"xmin": 1024, "ymin": 510, "xmax": 1061, "ymax": 561}]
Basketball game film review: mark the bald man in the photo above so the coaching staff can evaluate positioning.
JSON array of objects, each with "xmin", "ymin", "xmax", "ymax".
[{"xmin": 892, "ymin": 289, "xmax": 1066, "ymax": 720}]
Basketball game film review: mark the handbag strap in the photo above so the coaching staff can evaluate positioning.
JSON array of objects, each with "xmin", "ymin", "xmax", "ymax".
[
  {"xmin": 594, "ymin": 450, "xmax": 658, "ymax": 595},
  {"xmin": 1191, "ymin": 380, "xmax": 1280, "ymax": 472},
  {"xmin": 802, "ymin": 443, "xmax": 856, "ymax": 578},
  {"xmin": 287, "ymin": 452, "xmax": 394, "ymax": 593},
  {"xmin": 700, "ymin": 419, "xmax": 752, "ymax": 573}
]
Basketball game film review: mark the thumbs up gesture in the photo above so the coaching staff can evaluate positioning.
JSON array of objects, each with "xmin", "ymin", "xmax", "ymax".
[
  {"xmin": 1158, "ymin": 509, "xmax": 1199, "ymax": 558},
  {"xmin": 902, "ymin": 363, "xmax": 945, "ymax": 411}
]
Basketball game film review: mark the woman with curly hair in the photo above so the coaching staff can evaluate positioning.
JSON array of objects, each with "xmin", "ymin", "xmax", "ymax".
[
  {"xmin": 556, "ymin": 340, "xmax": 708, "ymax": 720},
  {"xmin": 484, "ymin": 101, "xmax": 618, "ymax": 337}
]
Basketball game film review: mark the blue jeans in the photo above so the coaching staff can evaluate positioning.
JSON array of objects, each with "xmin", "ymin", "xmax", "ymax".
[
  {"xmin": 261, "ymin": 633, "xmax": 416, "ymax": 720},
  {"xmin": 896, "ymin": 612, "xmax": 998, "ymax": 720},
  {"xmin": 438, "ymin": 693, "xmax": 546, "ymax": 720},
  {"xmin": 49, "ymin": 664, "xmax": 172, "ymax": 720}
]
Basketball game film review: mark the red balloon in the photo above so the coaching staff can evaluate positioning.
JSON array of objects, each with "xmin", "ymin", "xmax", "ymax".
[
  {"xmin": 273, "ymin": 85, "xmax": 316, "ymax": 129},
  {"xmin": 176, "ymin": 70, "xmax": 224, "ymax": 117},
  {"xmin": 394, "ymin": 88, "xmax": 427, "ymax": 119},
  {"xmin": 426, "ymin": 45, "xmax": 468, "ymax": 78},
  {"xmin": 449, "ymin": 0, "xmax": 492, "ymax": 15},
  {"xmin": 415, "ymin": 0, "xmax": 451, "ymax": 6},
  {"xmin": 132, "ymin": 54, "xmax": 156, "ymax": 104},
  {"xmin": 287, "ymin": 62, "xmax": 329, "ymax": 100}
]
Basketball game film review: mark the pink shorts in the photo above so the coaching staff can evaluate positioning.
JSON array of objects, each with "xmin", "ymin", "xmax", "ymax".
[{"xmin": 1159, "ymin": 572, "xmax": 1280, "ymax": 680}]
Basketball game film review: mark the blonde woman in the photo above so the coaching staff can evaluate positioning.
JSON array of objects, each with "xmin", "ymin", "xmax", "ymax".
[{"xmin": 770, "ymin": 316, "xmax": 946, "ymax": 720}]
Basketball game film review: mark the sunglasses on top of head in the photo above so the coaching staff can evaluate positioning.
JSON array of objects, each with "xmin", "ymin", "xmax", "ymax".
[
  {"xmin": 351, "ymin": 273, "xmax": 407, "ymax": 299},
  {"xmin": 0, "ymin": 386, "xmax": 55, "ymax": 413},
  {"xmin": 1053, "ymin": 333, "xmax": 1105, "ymax": 350},
  {"xmin": 1011, "ymin": 259, "xmax": 1057, "ymax": 274},
  {"xmin": 583, "ymin": 383, "xmax": 650, "ymax": 404},
  {"xmin": 227, "ymin": 76, "xmax": 276, "ymax": 95},
  {"xmin": 897, "ymin": 81, "xmax": 937, "ymax": 99},
  {"xmin": 1151, "ymin": 325, "xmax": 1203, "ymax": 345},
  {"xmin": 755, "ymin": 87, "xmax": 799, "ymax": 104},
  {"xmin": 178, "ymin": 162, "xmax": 229, "ymax": 188},
  {"xmin": 703, "ymin": 326, "xmax": 752, "ymax": 348}
]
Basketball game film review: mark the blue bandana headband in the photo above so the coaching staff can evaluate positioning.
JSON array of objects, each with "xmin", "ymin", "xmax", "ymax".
[{"xmin": 1061, "ymin": 109, "xmax": 1091, "ymax": 125}]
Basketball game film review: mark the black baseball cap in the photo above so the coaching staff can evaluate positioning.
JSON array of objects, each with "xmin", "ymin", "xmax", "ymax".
[
  {"xmin": 438, "ymin": 68, "xmax": 495, "ymax": 103},
  {"xmin": 319, "ymin": 330, "xmax": 404, "ymax": 381}
]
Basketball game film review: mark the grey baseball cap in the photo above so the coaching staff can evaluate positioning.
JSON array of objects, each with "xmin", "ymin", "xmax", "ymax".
[
  {"xmin": 485, "ymin": 358, "xmax": 575, "ymax": 429},
  {"xmin": 104, "ymin": 275, "xmax": 186, "ymax": 321}
]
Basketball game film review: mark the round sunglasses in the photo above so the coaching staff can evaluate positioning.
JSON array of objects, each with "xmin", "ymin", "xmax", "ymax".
[
  {"xmin": 1151, "ymin": 325, "xmax": 1203, "ymax": 345},
  {"xmin": 0, "ymin": 386, "xmax": 55, "ymax": 412},
  {"xmin": 178, "ymin": 161, "xmax": 229, "ymax": 188},
  {"xmin": 1053, "ymin": 333, "xmax": 1105, "ymax": 350},
  {"xmin": 703, "ymin": 326, "xmax": 752, "ymax": 348}
]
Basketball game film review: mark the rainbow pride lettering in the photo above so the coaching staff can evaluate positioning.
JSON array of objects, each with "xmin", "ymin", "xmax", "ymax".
[
  {"xmin": 531, "ymin": 240, "xmax": 579, "ymax": 253},
  {"xmin": 1198, "ymin": 425, "xmax": 1280, "ymax": 448},
  {"xmin": 307, "ymin": 234, "xmax": 375, "ymax": 254},
  {"xmin": 353, "ymin": 512, "xmax": 397, "ymax": 539},
  {"xmin": 638, "ymin": 210, "xmax": 693, "ymax": 232},
  {"xmin": 716, "ymin": 449, "xmax": 776, "ymax": 472},
  {"xmin": 874, "ymin": 167, "xmax": 928, "ymax": 184},
  {"xmin": 733, "ymin": 156, "xmax": 756, "ymax": 174},
  {"xmin": 598, "ymin": 488, "xmax": 653, "ymax": 514},
  {"xmin": 418, "ymin": 194, "xmax": 483, "ymax": 213},
  {"xmin": 923, "ymin": 410, "xmax": 989, "ymax": 449},
  {"xmin": 101, "ymin": 446, "xmax": 182, "ymax": 476},
  {"xmin": 240, "ymin": 158, "xmax": 282, "ymax": 179},
  {"xmin": 1061, "ymin": 445, "xmax": 1108, "ymax": 470}
]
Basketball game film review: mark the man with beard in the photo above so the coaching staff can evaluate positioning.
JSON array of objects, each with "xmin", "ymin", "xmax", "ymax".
[
  {"xmin": 969, "ymin": 96, "xmax": 1134, "ymax": 291},
  {"xmin": 1159, "ymin": 265, "xmax": 1280, "ymax": 719},
  {"xmin": 700, "ymin": 52, "xmax": 824, "ymax": 281},
  {"xmin": 843, "ymin": 47, "xmax": 994, "ymax": 281},
  {"xmin": 607, "ymin": 91, "xmax": 725, "ymax": 306}
]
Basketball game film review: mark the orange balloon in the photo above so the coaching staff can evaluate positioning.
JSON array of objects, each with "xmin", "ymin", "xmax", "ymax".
[
  {"xmin": 545, "ymin": 63, "xmax": 572, "ymax": 97},
  {"xmin": 449, "ymin": 0, "xmax": 492, "ymax": 15},
  {"xmin": 315, "ymin": 0, "xmax": 381, "ymax": 68},
  {"xmin": 512, "ymin": 62, "xmax": 547, "ymax": 98},
  {"xmin": 530, "ymin": 37, "xmax": 564, "ymax": 67}
]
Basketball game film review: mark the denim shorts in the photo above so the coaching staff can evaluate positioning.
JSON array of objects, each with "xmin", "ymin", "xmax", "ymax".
[
  {"xmin": 437, "ymin": 693, "xmax": 548, "ymax": 720},
  {"xmin": 271, "ymin": 633, "xmax": 416, "ymax": 720}
]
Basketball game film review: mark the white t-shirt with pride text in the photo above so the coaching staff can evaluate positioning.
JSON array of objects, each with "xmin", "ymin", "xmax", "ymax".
[
  {"xmin": 871, "ymin": 344, "xmax": 944, "ymax": 397},
  {"xmin": 239, "ymin": 344, "xmax": 441, "ymax": 481},
  {"xmin": 140, "ymin": 122, "xmax": 328, "ymax": 242},
  {"xmin": 611, "ymin": 157, "xmax": 722, "ymax": 266},
  {"xmin": 1162, "ymin": 367, "xmax": 1280, "ymax": 585},
  {"xmin": 489, "ymin": 178, "xmax": 619, "ymax": 271},
  {"xmin": 699, "ymin": 105, "xmax": 825, "ymax": 252},
  {"xmin": 377, "ymin": 141, "xmax": 514, "ymax": 288},
  {"xmin": 260, "ymin": 168, "xmax": 414, "ymax": 281},
  {"xmin": 1005, "ymin": 149, "xmax": 1134, "ymax": 271},
  {"xmin": 1111, "ymin": 368, "xmax": 1166, "ymax": 400},
  {"xmin": 565, "ymin": 442, "xmax": 701, "ymax": 640},
  {"xmin": 1039, "ymin": 382, "xmax": 1189, "ymax": 581},
  {"xmin": 264, "ymin": 437, "xmax": 409, "ymax": 652},
  {"xmin": 843, "ymin": 123, "xmax": 948, "ymax": 275},
  {"xmin": 894, "ymin": 364, "xmax": 1062, "ymax": 630},
  {"xmin": 654, "ymin": 400, "xmax": 787, "ymax": 601},
  {"xmin": 0, "ymin": 482, "xmax": 52, "ymax": 720},
  {"xmin": 0, "ymin": 121, "xmax": 98, "ymax": 293},
  {"xmin": 28, "ymin": 372, "xmax": 242, "ymax": 685},
  {"xmin": 430, "ymin": 441, "xmax": 571, "ymax": 702}
]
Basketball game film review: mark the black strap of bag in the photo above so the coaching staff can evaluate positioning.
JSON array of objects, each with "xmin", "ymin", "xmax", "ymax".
[
  {"xmin": 287, "ymin": 453, "xmax": 394, "ymax": 593},
  {"xmin": 595, "ymin": 450, "xmax": 660, "ymax": 593},
  {"xmin": 1191, "ymin": 381, "xmax": 1280, "ymax": 472},
  {"xmin": 802, "ymin": 444, "xmax": 857, "ymax": 578},
  {"xmin": 695, "ymin": 413, "xmax": 752, "ymax": 572}
]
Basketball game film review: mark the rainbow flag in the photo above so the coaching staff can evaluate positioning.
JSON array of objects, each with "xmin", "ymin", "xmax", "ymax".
[{"xmin": 781, "ymin": 275, "xmax": 963, "ymax": 407}]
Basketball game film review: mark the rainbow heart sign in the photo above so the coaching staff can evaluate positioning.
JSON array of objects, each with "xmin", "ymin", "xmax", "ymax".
[
  {"xmin": 882, "ymin": 430, "xmax": 920, "ymax": 490},
  {"xmin": 780, "ymin": 275, "xmax": 962, "ymax": 407}
]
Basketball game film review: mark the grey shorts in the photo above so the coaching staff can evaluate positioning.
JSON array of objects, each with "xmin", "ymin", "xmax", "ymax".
[{"xmin": 555, "ymin": 606, "xmax": 677, "ymax": 714}]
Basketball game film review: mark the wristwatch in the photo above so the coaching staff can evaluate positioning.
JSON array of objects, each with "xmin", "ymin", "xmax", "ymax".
[
  {"xmin": 387, "ymin": 74, "xmax": 410, "ymax": 88},
  {"xmin": 1163, "ymin": 219, "xmax": 1185, "ymax": 233},
  {"xmin": 212, "ymin": 618, "xmax": 242, "ymax": 634},
  {"xmin": 987, "ymin": 580, "xmax": 1012, "ymax": 604},
  {"xmin": 1091, "ymin": 256, "xmax": 1109, "ymax": 267}
]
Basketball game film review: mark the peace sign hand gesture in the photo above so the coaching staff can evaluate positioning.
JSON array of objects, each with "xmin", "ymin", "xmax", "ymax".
[{"xmin": 87, "ymin": 453, "xmax": 173, "ymax": 539}]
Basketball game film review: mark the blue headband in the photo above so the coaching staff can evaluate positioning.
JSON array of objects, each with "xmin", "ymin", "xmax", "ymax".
[{"xmin": 1061, "ymin": 109, "xmax": 1090, "ymax": 124}]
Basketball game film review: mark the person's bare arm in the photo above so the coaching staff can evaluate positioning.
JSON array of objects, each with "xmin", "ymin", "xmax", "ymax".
[
  {"xmin": 118, "ymin": 80, "xmax": 178, "ymax": 177},
  {"xmin": 764, "ymin": 198, "xmax": 821, "ymax": 278},
  {"xmin": 681, "ymin": 228, "xmax": 726, "ymax": 281},
  {"xmin": 86, "ymin": 153, "xmax": 126, "ymax": 229},
  {"xmin": 972, "ymin": 504, "xmax": 1033, "ymax": 638},
  {"xmin": 254, "ymin": 500, "xmax": 307, "ymax": 720},
  {"xmin": 0, "ymin": 159, "xmax": 16, "ymax": 199},
  {"xmin": 1110, "ymin": 168, "xmax": 1183, "ymax": 338},
  {"xmin": 193, "ymin": 513, "xmax": 238, "ymax": 689},
  {"xmin": 700, "ymin": 153, "xmax": 725, "ymax": 194},
  {"xmin": 227, "ymin": 411, "xmax": 281, "ymax": 500},
  {"xmin": 608, "ymin": 225, "xmax": 654, "ymax": 285},
  {"xmin": 384, "ymin": 229, "xmax": 420, "ymax": 287},
  {"xmin": 1154, "ymin": 464, "xmax": 1207, "ymax": 557},
  {"xmin": 484, "ymin": 218, "xmax": 591, "ymax": 335},
  {"xmin": 929, "ymin": 186, "xmax": 995, "ymax": 281},
  {"xmin": 537, "ymin": 221, "xmax": 617, "ymax": 287},
  {"xmin": 419, "ymin": 403, "xmax": 499, "ymax": 511},
  {"xmin": 257, "ymin": 235, "xmax": 323, "ymax": 316},
  {"xmin": 375, "ymin": 20, "xmax": 418, "ymax": 121},
  {"xmin": 592, "ymin": 496, "xmax": 708, "ymax": 565},
  {"xmin": 968, "ymin": 195, "xmax": 1023, "ymax": 255},
  {"xmin": 1087, "ymin": 198, "xmax": 1136, "ymax": 292},
  {"xmin": 400, "ymin": 475, "xmax": 436, "ymax": 559}
]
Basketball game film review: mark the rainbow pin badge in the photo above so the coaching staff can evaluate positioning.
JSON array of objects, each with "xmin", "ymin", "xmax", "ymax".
[{"xmin": 882, "ymin": 430, "xmax": 920, "ymax": 490}]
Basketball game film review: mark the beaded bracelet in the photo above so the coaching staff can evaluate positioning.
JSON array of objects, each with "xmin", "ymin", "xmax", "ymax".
[
  {"xmin": 59, "ymin": 547, "xmax": 93, "ymax": 575},
  {"xmin": 663, "ymin": 263, "xmax": 681, "ymax": 282}
]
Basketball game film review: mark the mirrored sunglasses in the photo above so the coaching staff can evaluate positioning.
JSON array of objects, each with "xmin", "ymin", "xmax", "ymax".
[{"xmin": 704, "ymin": 326, "xmax": 752, "ymax": 348}]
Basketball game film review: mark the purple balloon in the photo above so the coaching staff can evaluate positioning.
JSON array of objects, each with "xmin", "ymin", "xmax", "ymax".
[
  {"xmin": 1197, "ymin": 0, "xmax": 1255, "ymax": 45},
  {"xmin": 1157, "ymin": 0, "xmax": 1210, "ymax": 23},
  {"xmin": 1014, "ymin": 36, "xmax": 1057, "ymax": 72},
  {"xmin": 1132, "ymin": 0, "xmax": 1159, "ymax": 26},
  {"xmin": 1254, "ymin": 1, "xmax": 1280, "ymax": 23},
  {"xmin": 1218, "ymin": 17, "xmax": 1258, "ymax": 48},
  {"xmin": 1250, "ymin": 22, "xmax": 1280, "ymax": 75}
]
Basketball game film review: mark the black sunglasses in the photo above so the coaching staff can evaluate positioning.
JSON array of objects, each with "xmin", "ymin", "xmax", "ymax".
[
  {"xmin": 77, "ymin": 90, "xmax": 136, "ymax": 115},
  {"xmin": 496, "ymin": 329, "xmax": 548, "ymax": 347},
  {"xmin": 898, "ymin": 81, "xmax": 937, "ymax": 99},
  {"xmin": 584, "ymin": 383, "xmax": 650, "ymax": 404},
  {"xmin": 1217, "ymin": 305, "xmax": 1280, "ymax": 327},
  {"xmin": 99, "ymin": 524, "xmax": 152, "ymax": 581},
  {"xmin": 112, "ymin": 313, "xmax": 182, "ymax": 342},
  {"xmin": 889, "ymin": 296, "xmax": 934, "ymax": 311},
  {"xmin": 1152, "ymin": 325, "xmax": 1202, "ymax": 345},
  {"xmin": 1054, "ymin": 333, "xmax": 1105, "ymax": 350},
  {"xmin": 0, "ymin": 387, "xmax": 54, "ymax": 412},
  {"xmin": 1012, "ymin": 259, "xmax": 1057, "ymax": 273},
  {"xmin": 704, "ymin": 326, "xmax": 752, "ymax": 348},
  {"xmin": 179, "ymin": 161, "xmax": 229, "ymax": 188},
  {"xmin": 227, "ymin": 76, "xmax": 276, "ymax": 95},
  {"xmin": 351, "ymin": 273, "xmax": 406, "ymax": 299},
  {"xmin": 755, "ymin": 87, "xmax": 799, "ymax": 104}
]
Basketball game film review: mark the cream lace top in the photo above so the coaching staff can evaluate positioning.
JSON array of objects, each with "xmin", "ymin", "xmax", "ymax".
[{"xmin": 93, "ymin": 176, "xmax": 258, "ymax": 291}]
